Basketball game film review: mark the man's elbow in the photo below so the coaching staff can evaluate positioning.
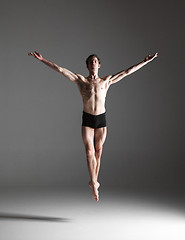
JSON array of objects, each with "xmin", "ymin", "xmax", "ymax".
[
  {"xmin": 57, "ymin": 66, "xmax": 63, "ymax": 73},
  {"xmin": 125, "ymin": 69, "xmax": 132, "ymax": 76}
]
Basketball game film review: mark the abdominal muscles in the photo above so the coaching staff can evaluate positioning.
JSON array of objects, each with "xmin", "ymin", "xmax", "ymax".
[{"xmin": 81, "ymin": 84, "xmax": 107, "ymax": 115}]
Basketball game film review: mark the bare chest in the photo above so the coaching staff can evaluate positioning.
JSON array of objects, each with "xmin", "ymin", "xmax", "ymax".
[{"xmin": 79, "ymin": 80, "xmax": 108, "ymax": 99}]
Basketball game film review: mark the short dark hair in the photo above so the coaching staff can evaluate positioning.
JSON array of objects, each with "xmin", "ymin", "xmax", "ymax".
[{"xmin": 86, "ymin": 54, "xmax": 101, "ymax": 66}]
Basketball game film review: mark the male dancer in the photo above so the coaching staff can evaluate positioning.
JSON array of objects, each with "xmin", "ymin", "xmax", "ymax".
[{"xmin": 28, "ymin": 51, "xmax": 158, "ymax": 201}]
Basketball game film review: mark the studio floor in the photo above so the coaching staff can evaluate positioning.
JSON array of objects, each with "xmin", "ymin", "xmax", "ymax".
[{"xmin": 0, "ymin": 186, "xmax": 185, "ymax": 240}]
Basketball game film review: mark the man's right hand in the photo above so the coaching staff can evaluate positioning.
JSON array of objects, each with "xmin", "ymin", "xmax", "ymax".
[
  {"xmin": 28, "ymin": 51, "xmax": 43, "ymax": 61},
  {"xmin": 28, "ymin": 51, "xmax": 79, "ymax": 83}
]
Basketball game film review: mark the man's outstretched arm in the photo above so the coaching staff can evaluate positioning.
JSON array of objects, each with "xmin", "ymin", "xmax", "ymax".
[
  {"xmin": 109, "ymin": 53, "xmax": 158, "ymax": 85},
  {"xmin": 28, "ymin": 51, "xmax": 79, "ymax": 82}
]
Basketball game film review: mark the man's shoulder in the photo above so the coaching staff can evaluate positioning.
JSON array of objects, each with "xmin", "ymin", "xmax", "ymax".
[
  {"xmin": 76, "ymin": 73, "xmax": 84, "ymax": 79},
  {"xmin": 102, "ymin": 75, "xmax": 112, "ymax": 82},
  {"xmin": 76, "ymin": 74, "xmax": 86, "ymax": 83}
]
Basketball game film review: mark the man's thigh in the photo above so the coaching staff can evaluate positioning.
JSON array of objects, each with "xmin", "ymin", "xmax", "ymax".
[
  {"xmin": 94, "ymin": 127, "xmax": 107, "ymax": 149},
  {"xmin": 81, "ymin": 126, "xmax": 95, "ymax": 149}
]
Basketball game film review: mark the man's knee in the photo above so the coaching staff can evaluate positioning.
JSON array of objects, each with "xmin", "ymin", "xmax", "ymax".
[
  {"xmin": 86, "ymin": 147, "xmax": 95, "ymax": 160},
  {"xmin": 95, "ymin": 145, "xmax": 103, "ymax": 156}
]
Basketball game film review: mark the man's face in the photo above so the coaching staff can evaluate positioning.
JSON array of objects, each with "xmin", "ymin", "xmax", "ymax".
[{"xmin": 87, "ymin": 57, "xmax": 100, "ymax": 71}]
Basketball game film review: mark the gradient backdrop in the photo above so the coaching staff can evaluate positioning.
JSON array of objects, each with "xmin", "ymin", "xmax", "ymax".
[{"xmin": 0, "ymin": 0, "xmax": 184, "ymax": 187}]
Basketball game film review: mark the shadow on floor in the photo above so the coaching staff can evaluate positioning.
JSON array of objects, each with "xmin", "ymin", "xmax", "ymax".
[{"xmin": 0, "ymin": 213, "xmax": 71, "ymax": 222}]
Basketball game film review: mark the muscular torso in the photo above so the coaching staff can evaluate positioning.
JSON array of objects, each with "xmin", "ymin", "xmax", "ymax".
[{"xmin": 76, "ymin": 75, "xmax": 111, "ymax": 115}]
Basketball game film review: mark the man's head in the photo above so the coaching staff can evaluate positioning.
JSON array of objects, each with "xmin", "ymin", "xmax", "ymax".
[{"xmin": 86, "ymin": 54, "xmax": 101, "ymax": 71}]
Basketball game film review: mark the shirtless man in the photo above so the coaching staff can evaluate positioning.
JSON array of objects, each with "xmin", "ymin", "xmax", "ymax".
[{"xmin": 28, "ymin": 51, "xmax": 158, "ymax": 201}]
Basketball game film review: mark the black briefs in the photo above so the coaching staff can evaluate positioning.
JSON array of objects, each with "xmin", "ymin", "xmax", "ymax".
[{"xmin": 82, "ymin": 111, "xmax": 107, "ymax": 129}]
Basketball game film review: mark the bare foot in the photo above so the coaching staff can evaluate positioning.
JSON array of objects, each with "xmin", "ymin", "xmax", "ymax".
[
  {"xmin": 92, "ymin": 183, "xmax": 99, "ymax": 202},
  {"xmin": 88, "ymin": 181, "xmax": 100, "ymax": 189}
]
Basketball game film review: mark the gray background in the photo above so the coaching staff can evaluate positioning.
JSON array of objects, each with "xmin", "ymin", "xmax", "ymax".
[{"xmin": 0, "ymin": 0, "xmax": 184, "ymax": 187}]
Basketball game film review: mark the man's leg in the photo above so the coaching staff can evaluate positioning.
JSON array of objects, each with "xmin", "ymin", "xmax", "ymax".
[
  {"xmin": 94, "ymin": 127, "xmax": 107, "ymax": 184},
  {"xmin": 82, "ymin": 126, "xmax": 99, "ymax": 201}
]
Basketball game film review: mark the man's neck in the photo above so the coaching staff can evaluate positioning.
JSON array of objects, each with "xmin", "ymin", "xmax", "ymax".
[{"xmin": 88, "ymin": 71, "xmax": 99, "ymax": 80}]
